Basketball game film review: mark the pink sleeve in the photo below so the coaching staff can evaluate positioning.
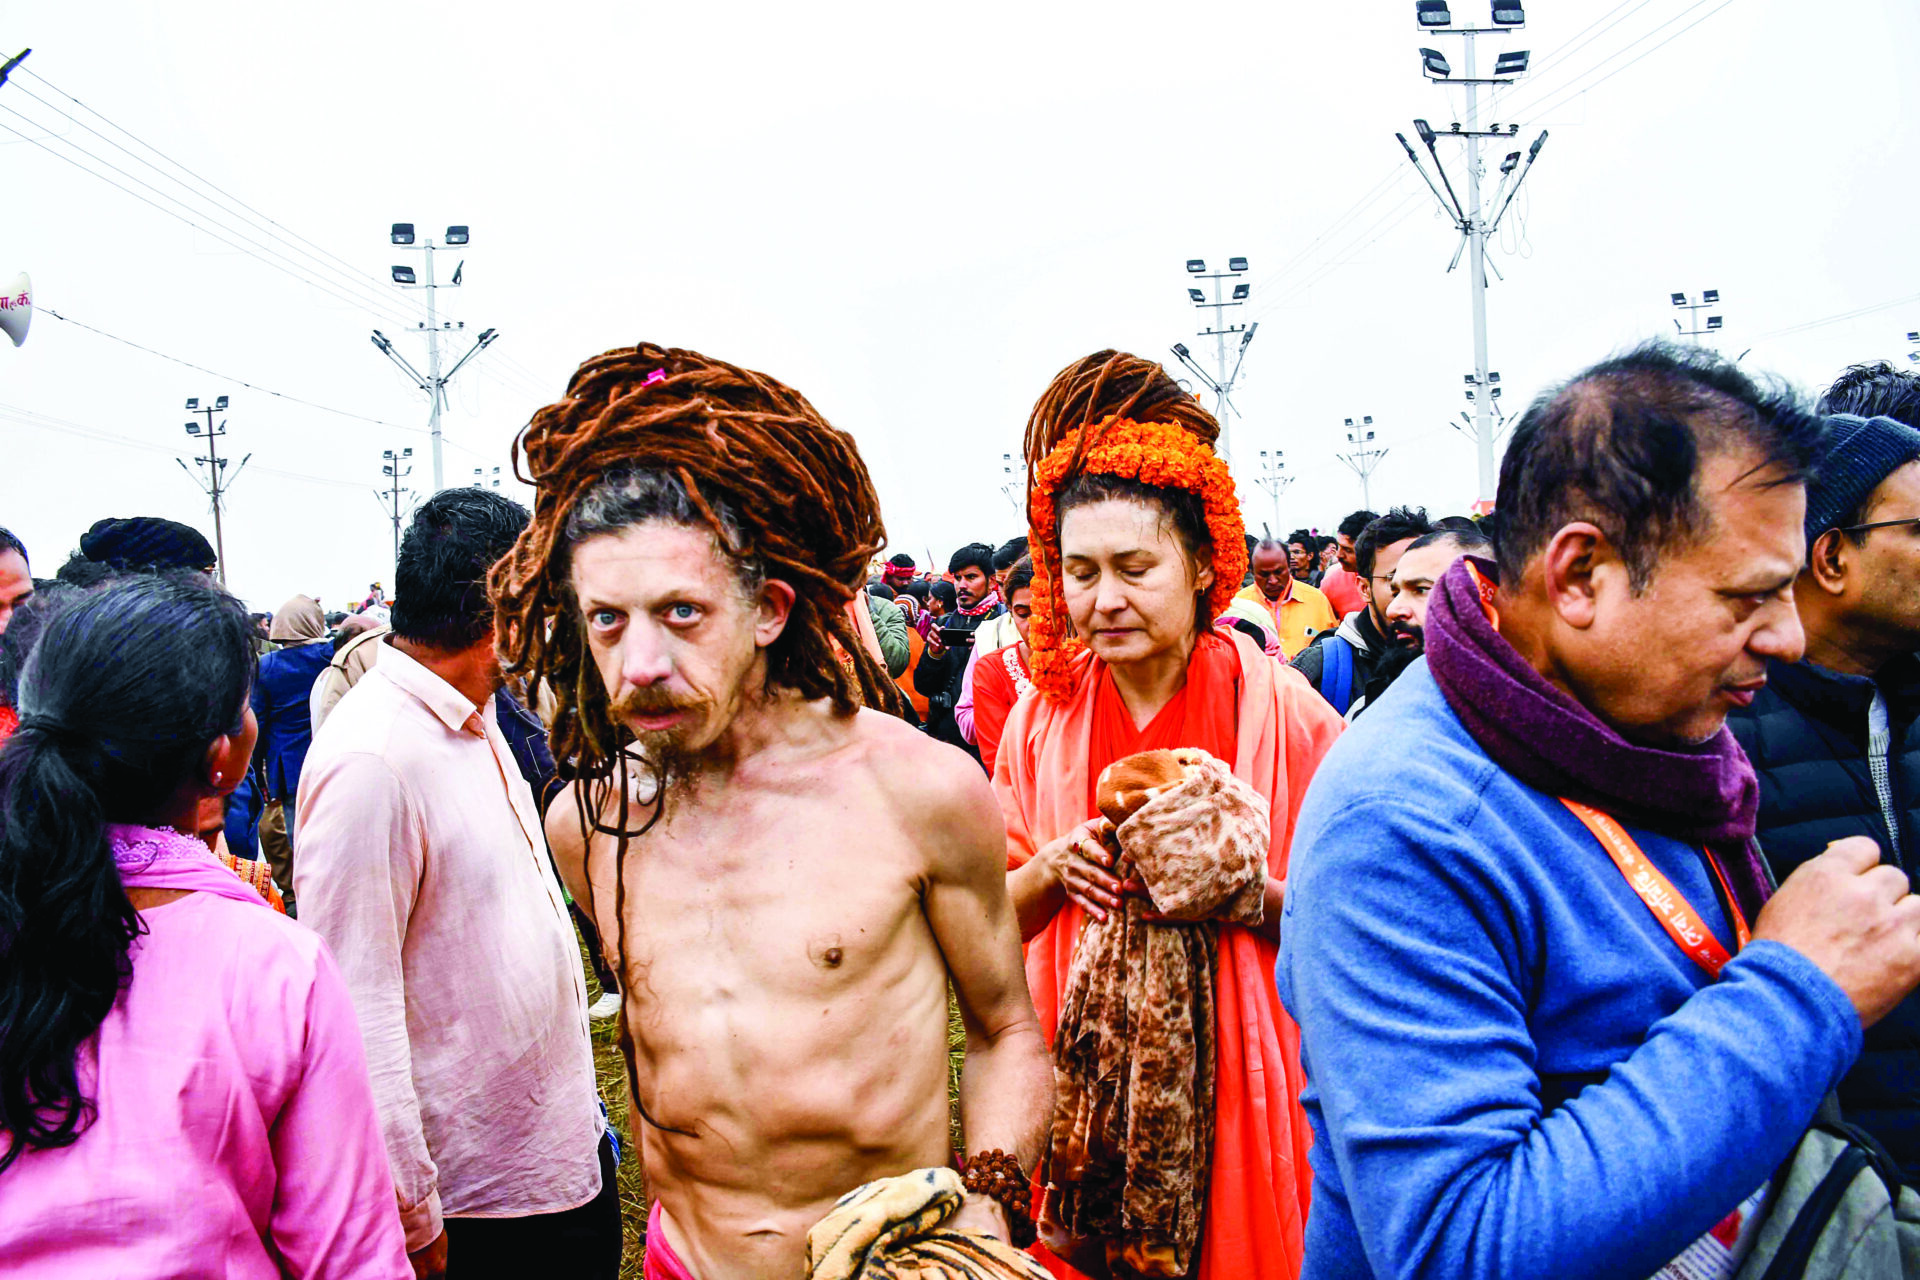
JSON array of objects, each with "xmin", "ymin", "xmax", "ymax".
[
  {"xmin": 954, "ymin": 643, "xmax": 982, "ymax": 743},
  {"xmin": 267, "ymin": 941, "xmax": 413, "ymax": 1279}
]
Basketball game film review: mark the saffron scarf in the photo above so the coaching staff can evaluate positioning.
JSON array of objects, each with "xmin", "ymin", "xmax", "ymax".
[
  {"xmin": 1423, "ymin": 557, "xmax": 1771, "ymax": 919},
  {"xmin": 995, "ymin": 630, "xmax": 1344, "ymax": 1280}
]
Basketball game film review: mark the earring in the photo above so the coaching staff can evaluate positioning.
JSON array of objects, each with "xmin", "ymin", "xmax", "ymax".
[{"xmin": 212, "ymin": 772, "xmax": 223, "ymax": 785}]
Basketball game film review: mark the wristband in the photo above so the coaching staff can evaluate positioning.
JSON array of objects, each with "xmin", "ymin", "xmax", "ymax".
[{"xmin": 962, "ymin": 1148, "xmax": 1036, "ymax": 1249}]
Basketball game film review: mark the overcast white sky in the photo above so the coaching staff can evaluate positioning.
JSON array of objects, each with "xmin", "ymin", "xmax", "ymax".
[{"xmin": 4, "ymin": 0, "xmax": 1917, "ymax": 612}]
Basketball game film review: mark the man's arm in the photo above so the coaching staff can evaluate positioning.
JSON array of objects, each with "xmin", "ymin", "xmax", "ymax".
[
  {"xmin": 542, "ymin": 782, "xmax": 593, "ymax": 909},
  {"xmin": 918, "ymin": 747, "xmax": 1054, "ymax": 1211},
  {"xmin": 293, "ymin": 751, "xmax": 443, "ymax": 1254},
  {"xmin": 1281, "ymin": 795, "xmax": 1861, "ymax": 1280}
]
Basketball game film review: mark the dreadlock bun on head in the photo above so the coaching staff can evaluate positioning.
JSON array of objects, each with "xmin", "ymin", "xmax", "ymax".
[
  {"xmin": 1024, "ymin": 349, "xmax": 1220, "ymax": 474},
  {"xmin": 492, "ymin": 341, "xmax": 906, "ymax": 775}
]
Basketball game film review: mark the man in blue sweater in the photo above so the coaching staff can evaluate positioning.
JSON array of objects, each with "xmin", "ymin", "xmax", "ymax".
[{"xmin": 1279, "ymin": 343, "xmax": 1920, "ymax": 1280}]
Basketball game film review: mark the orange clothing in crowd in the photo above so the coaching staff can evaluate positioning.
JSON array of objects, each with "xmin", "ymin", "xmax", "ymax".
[
  {"xmin": 1317, "ymin": 565, "xmax": 1365, "ymax": 619},
  {"xmin": 971, "ymin": 642, "xmax": 1033, "ymax": 777},
  {"xmin": 994, "ymin": 629, "xmax": 1344, "ymax": 1280},
  {"xmin": 1233, "ymin": 578, "xmax": 1338, "ymax": 660}
]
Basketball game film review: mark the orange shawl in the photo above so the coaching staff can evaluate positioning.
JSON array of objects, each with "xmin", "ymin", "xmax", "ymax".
[{"xmin": 995, "ymin": 631, "xmax": 1343, "ymax": 1280}]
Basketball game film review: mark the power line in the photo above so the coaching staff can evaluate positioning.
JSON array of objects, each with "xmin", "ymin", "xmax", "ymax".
[
  {"xmin": 41, "ymin": 307, "xmax": 409, "ymax": 428},
  {"xmin": 36, "ymin": 307, "xmax": 507, "ymax": 467},
  {"xmin": 0, "ymin": 109, "xmax": 425, "ymax": 326},
  {"xmin": 0, "ymin": 400, "xmax": 366, "ymax": 490},
  {"xmin": 1751, "ymin": 291, "xmax": 1920, "ymax": 344},
  {"xmin": 10, "ymin": 67, "xmax": 433, "ymax": 326}
]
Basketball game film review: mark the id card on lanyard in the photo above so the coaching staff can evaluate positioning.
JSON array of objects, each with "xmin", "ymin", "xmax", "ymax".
[{"xmin": 1559, "ymin": 797, "xmax": 1768, "ymax": 1280}]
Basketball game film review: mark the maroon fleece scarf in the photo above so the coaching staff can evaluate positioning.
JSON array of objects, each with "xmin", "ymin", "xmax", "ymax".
[{"xmin": 1424, "ymin": 556, "xmax": 1772, "ymax": 921}]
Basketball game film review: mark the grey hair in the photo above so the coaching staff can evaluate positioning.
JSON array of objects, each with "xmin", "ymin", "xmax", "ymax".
[{"xmin": 564, "ymin": 467, "xmax": 765, "ymax": 596}]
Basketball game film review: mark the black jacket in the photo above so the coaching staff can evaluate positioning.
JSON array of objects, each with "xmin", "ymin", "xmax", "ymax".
[
  {"xmin": 1290, "ymin": 607, "xmax": 1415, "ymax": 719},
  {"xmin": 912, "ymin": 604, "xmax": 1002, "ymax": 753},
  {"xmin": 1727, "ymin": 652, "xmax": 1920, "ymax": 1174}
]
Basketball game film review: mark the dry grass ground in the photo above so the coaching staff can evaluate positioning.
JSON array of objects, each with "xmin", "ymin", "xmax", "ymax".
[{"xmin": 585, "ymin": 950, "xmax": 970, "ymax": 1280}]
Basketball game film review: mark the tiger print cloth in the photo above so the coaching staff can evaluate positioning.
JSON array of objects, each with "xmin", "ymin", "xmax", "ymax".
[
  {"xmin": 1042, "ymin": 752, "xmax": 1270, "ymax": 1277},
  {"xmin": 806, "ymin": 1167, "xmax": 1051, "ymax": 1280}
]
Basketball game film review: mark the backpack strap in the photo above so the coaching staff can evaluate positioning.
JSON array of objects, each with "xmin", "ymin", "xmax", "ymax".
[{"xmin": 1320, "ymin": 636, "xmax": 1354, "ymax": 718}]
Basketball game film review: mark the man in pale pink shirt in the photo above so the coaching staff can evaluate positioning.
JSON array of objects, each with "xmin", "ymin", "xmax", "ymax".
[{"xmin": 297, "ymin": 488, "xmax": 614, "ymax": 1280}]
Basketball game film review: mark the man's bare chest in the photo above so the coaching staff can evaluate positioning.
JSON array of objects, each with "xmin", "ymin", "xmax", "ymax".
[{"xmin": 588, "ymin": 789, "xmax": 931, "ymax": 1000}]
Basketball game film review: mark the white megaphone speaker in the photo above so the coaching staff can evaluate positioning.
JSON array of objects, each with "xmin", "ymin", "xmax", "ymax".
[{"xmin": 0, "ymin": 273, "xmax": 30, "ymax": 348}]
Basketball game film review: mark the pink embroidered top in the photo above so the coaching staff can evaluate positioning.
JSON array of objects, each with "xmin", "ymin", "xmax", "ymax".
[{"xmin": 0, "ymin": 824, "xmax": 410, "ymax": 1279}]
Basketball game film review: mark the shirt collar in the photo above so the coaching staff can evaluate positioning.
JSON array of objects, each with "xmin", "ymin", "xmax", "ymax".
[{"xmin": 377, "ymin": 638, "xmax": 490, "ymax": 733}]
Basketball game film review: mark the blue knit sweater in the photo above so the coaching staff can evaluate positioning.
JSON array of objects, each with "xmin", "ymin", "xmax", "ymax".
[{"xmin": 1277, "ymin": 662, "xmax": 1863, "ymax": 1280}]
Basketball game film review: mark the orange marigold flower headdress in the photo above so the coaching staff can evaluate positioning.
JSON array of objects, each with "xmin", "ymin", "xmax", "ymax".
[{"xmin": 1024, "ymin": 372, "xmax": 1249, "ymax": 702}]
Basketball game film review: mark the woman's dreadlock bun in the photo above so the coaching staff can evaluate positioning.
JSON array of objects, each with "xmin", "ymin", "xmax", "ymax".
[
  {"xmin": 492, "ymin": 342, "xmax": 905, "ymax": 776},
  {"xmin": 1023, "ymin": 349, "xmax": 1220, "ymax": 476}
]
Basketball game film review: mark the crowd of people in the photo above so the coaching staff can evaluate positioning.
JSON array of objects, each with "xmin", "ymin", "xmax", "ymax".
[{"xmin": 3, "ymin": 338, "xmax": 1920, "ymax": 1280}]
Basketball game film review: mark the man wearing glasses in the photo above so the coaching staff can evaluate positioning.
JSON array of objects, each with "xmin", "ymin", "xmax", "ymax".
[
  {"xmin": 1728, "ymin": 401, "xmax": 1920, "ymax": 1176},
  {"xmin": 1291, "ymin": 506, "xmax": 1432, "ymax": 720}
]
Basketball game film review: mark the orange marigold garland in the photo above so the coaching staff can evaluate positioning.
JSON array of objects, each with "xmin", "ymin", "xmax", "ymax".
[{"xmin": 1026, "ymin": 416, "xmax": 1249, "ymax": 702}]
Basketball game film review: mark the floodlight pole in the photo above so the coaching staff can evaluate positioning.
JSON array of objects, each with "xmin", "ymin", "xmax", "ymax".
[
  {"xmin": 380, "ymin": 448, "xmax": 414, "ymax": 575},
  {"xmin": 178, "ymin": 398, "xmax": 241, "ymax": 584},
  {"xmin": 1673, "ymin": 290, "xmax": 1724, "ymax": 345},
  {"xmin": 1183, "ymin": 261, "xmax": 1256, "ymax": 463},
  {"xmin": 382, "ymin": 229, "xmax": 496, "ymax": 493},
  {"xmin": 1462, "ymin": 33, "xmax": 1496, "ymax": 507},
  {"xmin": 1337, "ymin": 417, "xmax": 1388, "ymax": 510}
]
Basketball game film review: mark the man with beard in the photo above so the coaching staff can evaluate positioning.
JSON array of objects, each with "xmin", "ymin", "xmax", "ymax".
[
  {"xmin": 501, "ymin": 343, "xmax": 1052, "ymax": 1280},
  {"xmin": 1381, "ymin": 525, "xmax": 1495, "ymax": 652},
  {"xmin": 1291, "ymin": 507, "xmax": 1433, "ymax": 720}
]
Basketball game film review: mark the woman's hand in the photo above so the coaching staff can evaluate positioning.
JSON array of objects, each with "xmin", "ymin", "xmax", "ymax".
[{"xmin": 1034, "ymin": 819, "xmax": 1126, "ymax": 921}]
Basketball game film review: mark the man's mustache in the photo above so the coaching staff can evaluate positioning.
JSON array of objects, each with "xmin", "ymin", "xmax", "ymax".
[{"xmin": 611, "ymin": 685, "xmax": 707, "ymax": 718}]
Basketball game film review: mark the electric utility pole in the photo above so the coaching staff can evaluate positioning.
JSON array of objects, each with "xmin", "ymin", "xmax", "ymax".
[
  {"xmin": 374, "ymin": 223, "xmax": 498, "ymax": 492},
  {"xmin": 1671, "ymin": 289, "xmax": 1725, "ymax": 344},
  {"xmin": 1170, "ymin": 257, "xmax": 1258, "ymax": 464},
  {"xmin": 1396, "ymin": 0, "xmax": 1547, "ymax": 507},
  {"xmin": 377, "ymin": 447, "xmax": 414, "ymax": 575},
  {"xmin": 176, "ymin": 394, "xmax": 249, "ymax": 585},
  {"xmin": 1253, "ymin": 449, "xmax": 1290, "ymax": 535},
  {"xmin": 998, "ymin": 453, "xmax": 1026, "ymax": 513},
  {"xmin": 1338, "ymin": 416, "xmax": 1388, "ymax": 511}
]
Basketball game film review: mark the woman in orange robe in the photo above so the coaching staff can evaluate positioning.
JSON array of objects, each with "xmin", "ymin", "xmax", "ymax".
[{"xmin": 994, "ymin": 350, "xmax": 1343, "ymax": 1280}]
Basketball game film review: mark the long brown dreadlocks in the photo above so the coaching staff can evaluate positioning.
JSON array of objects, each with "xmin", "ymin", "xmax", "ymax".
[{"xmin": 489, "ymin": 342, "xmax": 907, "ymax": 1135}]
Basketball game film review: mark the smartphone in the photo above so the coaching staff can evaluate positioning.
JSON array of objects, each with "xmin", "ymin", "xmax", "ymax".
[{"xmin": 938, "ymin": 626, "xmax": 976, "ymax": 648}]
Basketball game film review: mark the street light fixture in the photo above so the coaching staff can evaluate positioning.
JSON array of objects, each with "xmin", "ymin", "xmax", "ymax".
[
  {"xmin": 1490, "ymin": 1, "xmax": 1525, "ymax": 25},
  {"xmin": 1186, "ymin": 259, "xmax": 1206, "ymax": 274},
  {"xmin": 1231, "ymin": 283, "xmax": 1250, "ymax": 300},
  {"xmin": 185, "ymin": 397, "xmax": 199, "ymax": 410},
  {"xmin": 1416, "ymin": 1, "xmax": 1452, "ymax": 27},
  {"xmin": 1420, "ymin": 48, "xmax": 1452, "ymax": 78},
  {"xmin": 391, "ymin": 223, "xmax": 415, "ymax": 246},
  {"xmin": 214, "ymin": 395, "xmax": 229, "ymax": 410},
  {"xmin": 1188, "ymin": 288, "xmax": 1206, "ymax": 303},
  {"xmin": 1494, "ymin": 50, "xmax": 1529, "ymax": 75},
  {"xmin": 1228, "ymin": 257, "xmax": 1248, "ymax": 272},
  {"xmin": 392, "ymin": 265, "xmax": 417, "ymax": 285},
  {"xmin": 444, "ymin": 225, "xmax": 470, "ymax": 245}
]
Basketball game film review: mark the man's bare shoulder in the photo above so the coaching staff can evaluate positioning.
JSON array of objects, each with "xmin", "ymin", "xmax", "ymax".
[{"xmin": 842, "ymin": 708, "xmax": 1002, "ymax": 843}]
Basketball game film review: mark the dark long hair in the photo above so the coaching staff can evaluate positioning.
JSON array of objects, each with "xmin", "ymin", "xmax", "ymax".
[{"xmin": 0, "ymin": 573, "xmax": 254, "ymax": 1174}]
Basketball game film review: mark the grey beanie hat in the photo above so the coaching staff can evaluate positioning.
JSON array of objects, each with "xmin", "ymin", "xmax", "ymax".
[{"xmin": 1804, "ymin": 413, "xmax": 1920, "ymax": 545}]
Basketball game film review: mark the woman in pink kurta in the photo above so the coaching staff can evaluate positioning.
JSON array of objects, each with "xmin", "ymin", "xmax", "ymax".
[{"xmin": 0, "ymin": 573, "xmax": 409, "ymax": 1279}]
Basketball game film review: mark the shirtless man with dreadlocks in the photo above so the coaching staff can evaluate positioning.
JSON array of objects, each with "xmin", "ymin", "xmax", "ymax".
[{"xmin": 497, "ymin": 344, "xmax": 1052, "ymax": 1280}]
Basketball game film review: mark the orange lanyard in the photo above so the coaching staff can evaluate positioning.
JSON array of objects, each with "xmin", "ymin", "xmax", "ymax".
[{"xmin": 1560, "ymin": 798, "xmax": 1752, "ymax": 979}]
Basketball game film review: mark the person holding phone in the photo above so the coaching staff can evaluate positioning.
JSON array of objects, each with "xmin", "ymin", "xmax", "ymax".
[{"xmin": 914, "ymin": 543, "xmax": 1004, "ymax": 756}]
